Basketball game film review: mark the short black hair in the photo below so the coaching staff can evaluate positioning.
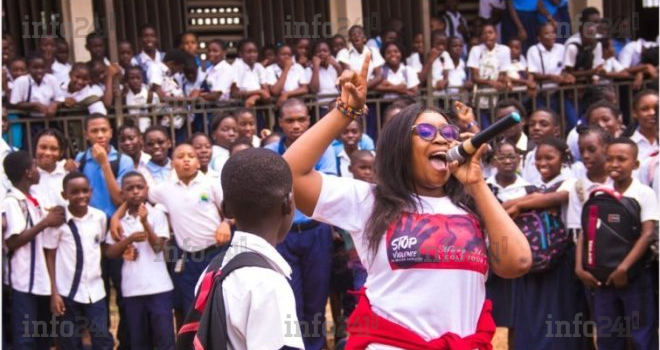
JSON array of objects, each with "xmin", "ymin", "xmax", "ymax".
[
  {"xmin": 380, "ymin": 41, "xmax": 407, "ymax": 61},
  {"xmin": 349, "ymin": 149, "xmax": 374, "ymax": 164},
  {"xmin": 536, "ymin": 137, "xmax": 572, "ymax": 164},
  {"xmin": 117, "ymin": 119, "xmax": 141, "ymax": 138},
  {"xmin": 144, "ymin": 125, "xmax": 170, "ymax": 141},
  {"xmin": 585, "ymin": 100, "xmax": 621, "ymax": 124},
  {"xmin": 633, "ymin": 89, "xmax": 658, "ymax": 110},
  {"xmin": 85, "ymin": 32, "xmax": 104, "ymax": 45},
  {"xmin": 62, "ymin": 171, "xmax": 89, "ymax": 191},
  {"xmin": 208, "ymin": 39, "xmax": 226, "ymax": 51},
  {"xmin": 577, "ymin": 124, "xmax": 612, "ymax": 145},
  {"xmin": 70, "ymin": 62, "xmax": 90, "ymax": 74},
  {"xmin": 279, "ymin": 98, "xmax": 307, "ymax": 118},
  {"xmin": 121, "ymin": 171, "xmax": 146, "ymax": 187},
  {"xmin": 84, "ymin": 113, "xmax": 111, "ymax": 130},
  {"xmin": 26, "ymin": 51, "xmax": 44, "ymax": 65},
  {"xmin": 175, "ymin": 31, "xmax": 198, "ymax": 48},
  {"xmin": 495, "ymin": 99, "xmax": 527, "ymax": 120},
  {"xmin": 124, "ymin": 65, "xmax": 143, "ymax": 78},
  {"xmin": 3, "ymin": 151, "xmax": 33, "ymax": 184},
  {"xmin": 163, "ymin": 49, "xmax": 188, "ymax": 65},
  {"xmin": 580, "ymin": 7, "xmax": 600, "ymax": 23},
  {"xmin": 221, "ymin": 148, "xmax": 292, "ymax": 222},
  {"xmin": 229, "ymin": 138, "xmax": 254, "ymax": 154},
  {"xmin": 139, "ymin": 24, "xmax": 157, "ymax": 37},
  {"xmin": 530, "ymin": 107, "xmax": 559, "ymax": 126},
  {"xmin": 608, "ymin": 137, "xmax": 639, "ymax": 159}
]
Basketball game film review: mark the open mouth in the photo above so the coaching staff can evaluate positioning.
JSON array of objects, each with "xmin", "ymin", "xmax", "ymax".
[{"xmin": 429, "ymin": 151, "xmax": 448, "ymax": 171}]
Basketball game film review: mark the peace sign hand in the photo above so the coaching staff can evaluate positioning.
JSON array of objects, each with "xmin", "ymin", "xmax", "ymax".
[{"xmin": 336, "ymin": 50, "xmax": 371, "ymax": 110}]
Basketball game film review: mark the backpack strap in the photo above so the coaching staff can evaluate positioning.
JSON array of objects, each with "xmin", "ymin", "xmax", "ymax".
[
  {"xmin": 588, "ymin": 187, "xmax": 641, "ymax": 222},
  {"xmin": 177, "ymin": 251, "xmax": 275, "ymax": 350},
  {"xmin": 78, "ymin": 95, "xmax": 102, "ymax": 108}
]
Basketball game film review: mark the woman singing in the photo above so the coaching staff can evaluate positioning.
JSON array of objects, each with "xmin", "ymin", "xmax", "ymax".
[{"xmin": 283, "ymin": 52, "xmax": 532, "ymax": 350}]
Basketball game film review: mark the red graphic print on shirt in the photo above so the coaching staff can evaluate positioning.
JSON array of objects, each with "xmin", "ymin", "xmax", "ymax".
[{"xmin": 386, "ymin": 213, "xmax": 488, "ymax": 273}]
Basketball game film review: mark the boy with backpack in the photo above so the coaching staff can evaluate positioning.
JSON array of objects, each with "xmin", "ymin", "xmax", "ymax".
[
  {"xmin": 576, "ymin": 137, "xmax": 658, "ymax": 350},
  {"xmin": 177, "ymin": 148, "xmax": 303, "ymax": 350}
]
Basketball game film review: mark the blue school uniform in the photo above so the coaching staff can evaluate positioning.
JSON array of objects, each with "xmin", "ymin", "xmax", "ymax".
[{"xmin": 265, "ymin": 138, "xmax": 337, "ymax": 350}]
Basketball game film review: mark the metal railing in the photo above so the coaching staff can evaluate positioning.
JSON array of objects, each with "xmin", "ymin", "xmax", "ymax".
[{"xmin": 5, "ymin": 78, "xmax": 656, "ymax": 157}]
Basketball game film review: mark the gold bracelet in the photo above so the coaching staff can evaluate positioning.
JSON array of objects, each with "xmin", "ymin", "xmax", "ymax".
[{"xmin": 336, "ymin": 97, "xmax": 366, "ymax": 120}]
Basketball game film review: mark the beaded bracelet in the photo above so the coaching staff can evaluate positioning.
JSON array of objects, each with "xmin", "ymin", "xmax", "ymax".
[{"xmin": 336, "ymin": 97, "xmax": 367, "ymax": 120}]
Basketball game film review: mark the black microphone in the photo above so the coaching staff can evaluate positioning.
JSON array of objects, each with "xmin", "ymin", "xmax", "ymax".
[{"xmin": 446, "ymin": 112, "xmax": 522, "ymax": 164}]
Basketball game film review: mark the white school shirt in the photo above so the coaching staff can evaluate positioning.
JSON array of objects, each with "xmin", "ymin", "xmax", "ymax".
[
  {"xmin": 336, "ymin": 46, "xmax": 386, "ymax": 81},
  {"xmin": 564, "ymin": 34, "xmax": 604, "ymax": 69},
  {"xmin": 382, "ymin": 63, "xmax": 419, "ymax": 100},
  {"xmin": 9, "ymin": 74, "xmax": 61, "ymax": 117},
  {"xmin": 314, "ymin": 64, "xmax": 339, "ymax": 104},
  {"xmin": 211, "ymin": 145, "xmax": 230, "ymax": 174},
  {"xmin": 521, "ymin": 147, "xmax": 575, "ymax": 185},
  {"xmin": 105, "ymin": 204, "xmax": 173, "ymax": 297},
  {"xmin": 607, "ymin": 179, "xmax": 660, "ymax": 222},
  {"xmin": 31, "ymin": 160, "xmax": 68, "ymax": 209},
  {"xmin": 603, "ymin": 57, "xmax": 625, "ymax": 74},
  {"xmin": 467, "ymin": 44, "xmax": 511, "ymax": 78},
  {"xmin": 126, "ymin": 85, "xmax": 161, "ymax": 132},
  {"xmin": 3, "ymin": 187, "xmax": 51, "ymax": 295},
  {"xmin": 43, "ymin": 207, "xmax": 107, "ymax": 304},
  {"xmin": 265, "ymin": 63, "xmax": 309, "ymax": 93},
  {"xmin": 205, "ymin": 60, "xmax": 235, "ymax": 99},
  {"xmin": 630, "ymin": 129, "xmax": 659, "ymax": 161},
  {"xmin": 56, "ymin": 83, "xmax": 107, "ymax": 115},
  {"xmin": 564, "ymin": 176, "xmax": 613, "ymax": 230},
  {"xmin": 149, "ymin": 172, "xmax": 223, "ymax": 252},
  {"xmin": 526, "ymin": 43, "xmax": 565, "ymax": 89},
  {"xmin": 638, "ymin": 153, "xmax": 659, "ymax": 191},
  {"xmin": 134, "ymin": 50, "xmax": 164, "ymax": 78},
  {"xmin": 406, "ymin": 52, "xmax": 423, "ymax": 73},
  {"xmin": 312, "ymin": 174, "xmax": 489, "ymax": 346},
  {"xmin": 430, "ymin": 51, "xmax": 452, "ymax": 89},
  {"xmin": 366, "ymin": 36, "xmax": 382, "ymax": 50},
  {"xmin": 507, "ymin": 56, "xmax": 528, "ymax": 80},
  {"xmin": 232, "ymin": 60, "xmax": 268, "ymax": 92},
  {"xmin": 486, "ymin": 175, "xmax": 531, "ymax": 202},
  {"xmin": 148, "ymin": 62, "xmax": 183, "ymax": 97},
  {"xmin": 51, "ymin": 60, "xmax": 72, "ymax": 85},
  {"xmin": 444, "ymin": 56, "xmax": 468, "ymax": 93},
  {"xmin": 176, "ymin": 68, "xmax": 205, "ymax": 97},
  {"xmin": 201, "ymin": 231, "xmax": 304, "ymax": 350},
  {"xmin": 618, "ymin": 39, "xmax": 657, "ymax": 68}
]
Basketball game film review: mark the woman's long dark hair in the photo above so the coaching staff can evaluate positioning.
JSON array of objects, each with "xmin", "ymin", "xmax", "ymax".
[{"xmin": 364, "ymin": 103, "xmax": 477, "ymax": 257}]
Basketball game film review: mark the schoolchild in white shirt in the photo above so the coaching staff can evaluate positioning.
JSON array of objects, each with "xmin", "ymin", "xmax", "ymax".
[
  {"xmin": 9, "ymin": 53, "xmax": 60, "ymax": 118},
  {"xmin": 200, "ymin": 39, "xmax": 234, "ymax": 102},
  {"xmin": 117, "ymin": 123, "xmax": 151, "ymax": 173},
  {"xmin": 309, "ymin": 40, "xmax": 341, "ymax": 109},
  {"xmin": 51, "ymin": 38, "xmax": 72, "ymax": 86},
  {"xmin": 336, "ymin": 25, "xmax": 385, "ymax": 89},
  {"xmin": 266, "ymin": 44, "xmax": 310, "ymax": 107},
  {"xmin": 148, "ymin": 49, "xmax": 187, "ymax": 130},
  {"xmin": 56, "ymin": 62, "xmax": 107, "ymax": 115},
  {"xmin": 374, "ymin": 41, "xmax": 419, "ymax": 100},
  {"xmin": 124, "ymin": 66, "xmax": 160, "ymax": 132},
  {"xmin": 44, "ymin": 172, "xmax": 114, "ymax": 349},
  {"xmin": 628, "ymin": 90, "xmax": 659, "ymax": 161},
  {"xmin": 210, "ymin": 113, "xmax": 238, "ymax": 173},
  {"xmin": 31, "ymin": 129, "xmax": 69, "ymax": 209},
  {"xmin": 141, "ymin": 126, "xmax": 175, "ymax": 186},
  {"xmin": 444, "ymin": 36, "xmax": 470, "ymax": 94},
  {"xmin": 3, "ymin": 151, "xmax": 66, "ymax": 350},
  {"xmin": 189, "ymin": 133, "xmax": 220, "ymax": 179},
  {"xmin": 231, "ymin": 40, "xmax": 271, "ymax": 107},
  {"xmin": 133, "ymin": 24, "xmax": 165, "ymax": 81},
  {"xmin": 104, "ymin": 172, "xmax": 174, "ymax": 350},
  {"xmin": 235, "ymin": 109, "xmax": 261, "ymax": 147}
]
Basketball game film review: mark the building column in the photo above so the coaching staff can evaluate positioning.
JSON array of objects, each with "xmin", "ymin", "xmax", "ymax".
[
  {"xmin": 329, "ymin": 0, "xmax": 364, "ymax": 37},
  {"xmin": 60, "ymin": 0, "xmax": 95, "ymax": 62}
]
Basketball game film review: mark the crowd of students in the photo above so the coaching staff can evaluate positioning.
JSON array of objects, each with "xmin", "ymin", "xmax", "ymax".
[{"xmin": 0, "ymin": 3, "xmax": 658, "ymax": 350}]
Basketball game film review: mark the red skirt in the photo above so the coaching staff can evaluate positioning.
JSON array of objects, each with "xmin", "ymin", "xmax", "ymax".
[{"xmin": 345, "ymin": 288, "xmax": 496, "ymax": 350}]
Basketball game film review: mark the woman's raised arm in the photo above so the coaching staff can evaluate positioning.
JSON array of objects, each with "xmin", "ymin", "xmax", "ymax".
[{"xmin": 283, "ymin": 52, "xmax": 371, "ymax": 216}]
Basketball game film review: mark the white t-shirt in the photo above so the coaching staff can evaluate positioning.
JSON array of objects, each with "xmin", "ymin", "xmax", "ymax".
[
  {"xmin": 148, "ymin": 62, "xmax": 183, "ymax": 97},
  {"xmin": 444, "ymin": 55, "xmax": 468, "ymax": 93},
  {"xmin": 431, "ymin": 52, "xmax": 453, "ymax": 90},
  {"xmin": 232, "ymin": 60, "xmax": 268, "ymax": 92},
  {"xmin": 105, "ymin": 204, "xmax": 173, "ymax": 297},
  {"xmin": 467, "ymin": 44, "xmax": 511, "ymax": 79},
  {"xmin": 265, "ymin": 63, "xmax": 309, "ymax": 93},
  {"xmin": 608, "ymin": 179, "xmax": 660, "ymax": 222},
  {"xmin": 125, "ymin": 85, "xmax": 160, "ymax": 132},
  {"xmin": 312, "ymin": 174, "xmax": 489, "ymax": 345},
  {"xmin": 211, "ymin": 145, "xmax": 230, "ymax": 174},
  {"xmin": 526, "ymin": 43, "xmax": 566, "ymax": 89},
  {"xmin": 43, "ymin": 207, "xmax": 107, "ymax": 304},
  {"xmin": 336, "ymin": 46, "xmax": 385, "ymax": 81},
  {"xmin": 521, "ymin": 147, "xmax": 575, "ymax": 186},
  {"xmin": 149, "ymin": 172, "xmax": 223, "ymax": 252},
  {"xmin": 406, "ymin": 52, "xmax": 423, "ymax": 73},
  {"xmin": 564, "ymin": 34, "xmax": 604, "ymax": 69},
  {"xmin": 382, "ymin": 63, "xmax": 419, "ymax": 100}
]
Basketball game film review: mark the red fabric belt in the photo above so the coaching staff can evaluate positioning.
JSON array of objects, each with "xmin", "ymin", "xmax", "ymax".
[{"xmin": 345, "ymin": 288, "xmax": 495, "ymax": 350}]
